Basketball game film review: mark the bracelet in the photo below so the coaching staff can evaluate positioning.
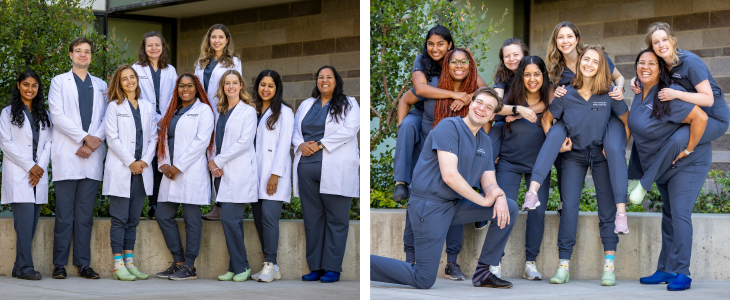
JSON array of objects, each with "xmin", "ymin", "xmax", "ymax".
[{"xmin": 213, "ymin": 168, "xmax": 221, "ymax": 172}]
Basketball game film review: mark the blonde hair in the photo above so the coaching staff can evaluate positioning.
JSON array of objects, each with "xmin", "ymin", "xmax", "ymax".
[
  {"xmin": 196, "ymin": 24, "xmax": 239, "ymax": 70},
  {"xmin": 571, "ymin": 45, "xmax": 612, "ymax": 95},
  {"xmin": 106, "ymin": 65, "xmax": 141, "ymax": 105},
  {"xmin": 644, "ymin": 22, "xmax": 680, "ymax": 69},
  {"xmin": 215, "ymin": 70, "xmax": 254, "ymax": 114},
  {"xmin": 547, "ymin": 22, "xmax": 586, "ymax": 85}
]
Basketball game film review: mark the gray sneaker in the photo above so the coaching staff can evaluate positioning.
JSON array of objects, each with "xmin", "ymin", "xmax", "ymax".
[
  {"xmin": 444, "ymin": 262, "xmax": 465, "ymax": 281},
  {"xmin": 257, "ymin": 262, "xmax": 281, "ymax": 283},
  {"xmin": 523, "ymin": 261, "xmax": 542, "ymax": 280}
]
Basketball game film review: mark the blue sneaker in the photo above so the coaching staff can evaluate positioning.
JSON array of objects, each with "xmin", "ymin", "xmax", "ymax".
[
  {"xmin": 639, "ymin": 270, "xmax": 676, "ymax": 284},
  {"xmin": 320, "ymin": 271, "xmax": 341, "ymax": 283},
  {"xmin": 302, "ymin": 270, "xmax": 326, "ymax": 281},
  {"xmin": 667, "ymin": 274, "xmax": 691, "ymax": 291}
]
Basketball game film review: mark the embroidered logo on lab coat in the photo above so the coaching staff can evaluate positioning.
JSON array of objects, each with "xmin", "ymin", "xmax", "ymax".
[
  {"xmin": 118, "ymin": 113, "xmax": 130, "ymax": 117},
  {"xmin": 187, "ymin": 113, "xmax": 198, "ymax": 117}
]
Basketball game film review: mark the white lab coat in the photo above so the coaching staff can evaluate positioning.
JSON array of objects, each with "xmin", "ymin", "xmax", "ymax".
[
  {"xmin": 48, "ymin": 70, "xmax": 108, "ymax": 182},
  {"xmin": 157, "ymin": 99, "xmax": 215, "ymax": 205},
  {"xmin": 102, "ymin": 99, "xmax": 159, "ymax": 198},
  {"xmin": 0, "ymin": 107, "xmax": 52, "ymax": 204},
  {"xmin": 255, "ymin": 104, "xmax": 294, "ymax": 202},
  {"xmin": 132, "ymin": 63, "xmax": 178, "ymax": 123},
  {"xmin": 292, "ymin": 96, "xmax": 360, "ymax": 198},
  {"xmin": 193, "ymin": 56, "xmax": 242, "ymax": 119},
  {"xmin": 211, "ymin": 101, "xmax": 258, "ymax": 203}
]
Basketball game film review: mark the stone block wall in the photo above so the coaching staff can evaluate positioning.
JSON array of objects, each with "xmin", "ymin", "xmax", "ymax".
[
  {"xmin": 530, "ymin": 0, "xmax": 730, "ymax": 173},
  {"xmin": 176, "ymin": 0, "xmax": 360, "ymax": 112}
]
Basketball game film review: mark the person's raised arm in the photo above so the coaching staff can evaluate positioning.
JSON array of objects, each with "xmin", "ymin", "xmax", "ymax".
[
  {"xmin": 412, "ymin": 71, "xmax": 469, "ymax": 103},
  {"xmin": 437, "ymin": 150, "xmax": 489, "ymax": 206}
]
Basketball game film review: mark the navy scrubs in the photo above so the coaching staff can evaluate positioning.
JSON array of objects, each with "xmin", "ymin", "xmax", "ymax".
[
  {"xmin": 544, "ymin": 86, "xmax": 628, "ymax": 259},
  {"xmin": 370, "ymin": 117, "xmax": 518, "ymax": 289},
  {"xmin": 397, "ymin": 54, "xmax": 465, "ymax": 264},
  {"xmin": 628, "ymin": 50, "xmax": 730, "ymax": 189},
  {"xmin": 203, "ymin": 59, "xmax": 218, "ymax": 92},
  {"xmin": 167, "ymin": 105, "xmax": 193, "ymax": 166},
  {"xmin": 628, "ymin": 83, "xmax": 712, "ymax": 276},
  {"xmin": 147, "ymin": 65, "xmax": 164, "ymax": 212}
]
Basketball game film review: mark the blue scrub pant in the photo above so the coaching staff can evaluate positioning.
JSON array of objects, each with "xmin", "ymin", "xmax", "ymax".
[
  {"xmin": 148, "ymin": 154, "xmax": 163, "ymax": 209},
  {"xmin": 371, "ymin": 194, "xmax": 518, "ymax": 289},
  {"xmin": 156, "ymin": 202, "xmax": 202, "ymax": 266},
  {"xmin": 53, "ymin": 178, "xmax": 101, "ymax": 266},
  {"xmin": 220, "ymin": 202, "xmax": 251, "ymax": 274},
  {"xmin": 558, "ymin": 150, "xmax": 619, "ymax": 259},
  {"xmin": 252, "ymin": 199, "xmax": 283, "ymax": 264},
  {"xmin": 488, "ymin": 121, "xmax": 504, "ymax": 161},
  {"xmin": 654, "ymin": 149, "xmax": 711, "ymax": 276},
  {"xmin": 628, "ymin": 114, "xmax": 728, "ymax": 190},
  {"xmin": 496, "ymin": 168, "xmax": 549, "ymax": 261},
  {"xmin": 12, "ymin": 202, "xmax": 41, "ymax": 275},
  {"xmin": 109, "ymin": 174, "xmax": 146, "ymax": 253},
  {"xmin": 532, "ymin": 117, "xmax": 627, "ymax": 204}
]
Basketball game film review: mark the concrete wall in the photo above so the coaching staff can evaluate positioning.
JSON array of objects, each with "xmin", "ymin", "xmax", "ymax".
[
  {"xmin": 0, "ymin": 218, "xmax": 360, "ymax": 280},
  {"xmin": 529, "ymin": 0, "xmax": 730, "ymax": 173},
  {"xmin": 371, "ymin": 209, "xmax": 730, "ymax": 280},
  {"xmin": 175, "ymin": 0, "xmax": 360, "ymax": 112}
]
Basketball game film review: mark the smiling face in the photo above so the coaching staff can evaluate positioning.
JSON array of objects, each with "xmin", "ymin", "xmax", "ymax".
[
  {"xmin": 651, "ymin": 29, "xmax": 675, "ymax": 62},
  {"xmin": 223, "ymin": 74, "xmax": 241, "ymax": 100},
  {"xmin": 69, "ymin": 42, "xmax": 92, "ymax": 69},
  {"xmin": 17, "ymin": 77, "xmax": 39, "ymax": 103},
  {"xmin": 120, "ymin": 68, "xmax": 138, "ymax": 96},
  {"xmin": 579, "ymin": 49, "xmax": 600, "ymax": 78},
  {"xmin": 209, "ymin": 29, "xmax": 228, "ymax": 54},
  {"xmin": 448, "ymin": 51, "xmax": 470, "ymax": 82},
  {"xmin": 556, "ymin": 27, "xmax": 578, "ymax": 55},
  {"xmin": 258, "ymin": 76, "xmax": 276, "ymax": 101},
  {"xmin": 468, "ymin": 93, "xmax": 498, "ymax": 126},
  {"xmin": 317, "ymin": 68, "xmax": 336, "ymax": 96},
  {"xmin": 503, "ymin": 44, "xmax": 524, "ymax": 71},
  {"xmin": 523, "ymin": 63, "xmax": 543, "ymax": 93},
  {"xmin": 145, "ymin": 36, "xmax": 163, "ymax": 60},
  {"xmin": 177, "ymin": 76, "xmax": 197, "ymax": 103},
  {"xmin": 637, "ymin": 51, "xmax": 661, "ymax": 87},
  {"xmin": 426, "ymin": 34, "xmax": 451, "ymax": 62}
]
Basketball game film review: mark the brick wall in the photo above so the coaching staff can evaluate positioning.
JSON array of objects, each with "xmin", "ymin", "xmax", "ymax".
[
  {"xmin": 175, "ymin": 0, "xmax": 360, "ymax": 111},
  {"xmin": 530, "ymin": 0, "xmax": 730, "ymax": 173}
]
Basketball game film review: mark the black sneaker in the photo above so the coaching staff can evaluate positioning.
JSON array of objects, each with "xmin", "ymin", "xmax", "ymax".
[
  {"xmin": 392, "ymin": 184, "xmax": 409, "ymax": 201},
  {"xmin": 444, "ymin": 262, "xmax": 465, "ymax": 281},
  {"xmin": 169, "ymin": 265, "xmax": 197, "ymax": 281},
  {"xmin": 52, "ymin": 265, "xmax": 67, "ymax": 279},
  {"xmin": 157, "ymin": 262, "xmax": 182, "ymax": 279},
  {"xmin": 475, "ymin": 272, "xmax": 513, "ymax": 288},
  {"xmin": 474, "ymin": 221, "xmax": 489, "ymax": 230},
  {"xmin": 78, "ymin": 266, "xmax": 100, "ymax": 279},
  {"xmin": 148, "ymin": 206, "xmax": 156, "ymax": 220},
  {"xmin": 20, "ymin": 270, "xmax": 42, "ymax": 280}
]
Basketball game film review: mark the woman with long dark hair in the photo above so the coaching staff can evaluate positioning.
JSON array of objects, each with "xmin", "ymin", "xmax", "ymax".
[
  {"xmin": 2, "ymin": 70, "xmax": 52, "ymax": 280},
  {"xmin": 294, "ymin": 65, "xmax": 359, "ymax": 283},
  {"xmin": 248, "ymin": 69, "xmax": 294, "ymax": 283},
  {"xmin": 154, "ymin": 73, "xmax": 215, "ymax": 281}
]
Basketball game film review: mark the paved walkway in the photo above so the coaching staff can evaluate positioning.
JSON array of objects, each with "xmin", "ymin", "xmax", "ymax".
[
  {"xmin": 0, "ymin": 276, "xmax": 359, "ymax": 299},
  {"xmin": 371, "ymin": 278, "xmax": 730, "ymax": 299}
]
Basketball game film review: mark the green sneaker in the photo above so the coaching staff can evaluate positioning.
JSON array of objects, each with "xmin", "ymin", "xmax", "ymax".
[
  {"xmin": 113, "ymin": 268, "xmax": 137, "ymax": 281},
  {"xmin": 127, "ymin": 266, "xmax": 149, "ymax": 280},
  {"xmin": 233, "ymin": 269, "xmax": 252, "ymax": 282},
  {"xmin": 550, "ymin": 268, "xmax": 570, "ymax": 284},
  {"xmin": 218, "ymin": 271, "xmax": 234, "ymax": 281},
  {"xmin": 601, "ymin": 271, "xmax": 616, "ymax": 286}
]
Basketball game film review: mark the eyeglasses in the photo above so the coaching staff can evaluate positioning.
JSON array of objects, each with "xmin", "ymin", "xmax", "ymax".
[
  {"xmin": 449, "ymin": 59, "xmax": 470, "ymax": 67},
  {"xmin": 637, "ymin": 61, "xmax": 658, "ymax": 67},
  {"xmin": 73, "ymin": 49, "xmax": 92, "ymax": 55},
  {"xmin": 317, "ymin": 76, "xmax": 334, "ymax": 81},
  {"xmin": 472, "ymin": 99, "xmax": 494, "ymax": 111},
  {"xmin": 177, "ymin": 83, "xmax": 195, "ymax": 89}
]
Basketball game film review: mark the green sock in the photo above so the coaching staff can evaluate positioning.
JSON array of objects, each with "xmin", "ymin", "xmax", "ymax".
[
  {"xmin": 123, "ymin": 253, "xmax": 134, "ymax": 269},
  {"xmin": 114, "ymin": 255, "xmax": 125, "ymax": 270}
]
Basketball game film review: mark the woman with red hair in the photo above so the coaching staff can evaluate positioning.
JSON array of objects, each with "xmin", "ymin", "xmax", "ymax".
[{"xmin": 153, "ymin": 73, "xmax": 215, "ymax": 281}]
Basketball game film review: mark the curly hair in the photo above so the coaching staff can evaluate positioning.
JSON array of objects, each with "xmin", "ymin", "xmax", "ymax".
[
  {"xmin": 253, "ymin": 69, "xmax": 291, "ymax": 131},
  {"xmin": 8, "ymin": 69, "xmax": 50, "ymax": 130},
  {"xmin": 493, "ymin": 38, "xmax": 529, "ymax": 87},
  {"xmin": 196, "ymin": 24, "xmax": 239, "ymax": 70},
  {"xmin": 157, "ymin": 73, "xmax": 215, "ymax": 160},
  {"xmin": 106, "ymin": 65, "xmax": 141, "ymax": 105},
  {"xmin": 419, "ymin": 25, "xmax": 455, "ymax": 78},
  {"xmin": 214, "ymin": 70, "xmax": 254, "ymax": 114},
  {"xmin": 432, "ymin": 48, "xmax": 478, "ymax": 128},
  {"xmin": 136, "ymin": 31, "xmax": 169, "ymax": 69},
  {"xmin": 311, "ymin": 65, "xmax": 351, "ymax": 123}
]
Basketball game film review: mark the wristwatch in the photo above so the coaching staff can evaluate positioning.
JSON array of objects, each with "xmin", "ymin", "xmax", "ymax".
[
  {"xmin": 317, "ymin": 141, "xmax": 324, "ymax": 149},
  {"xmin": 683, "ymin": 149, "xmax": 693, "ymax": 156},
  {"xmin": 512, "ymin": 106, "xmax": 518, "ymax": 116}
]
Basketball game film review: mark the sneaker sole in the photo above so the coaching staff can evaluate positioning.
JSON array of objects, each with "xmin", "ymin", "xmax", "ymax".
[
  {"xmin": 169, "ymin": 276, "xmax": 197, "ymax": 281},
  {"xmin": 522, "ymin": 273, "xmax": 542, "ymax": 280},
  {"xmin": 156, "ymin": 274, "xmax": 171, "ymax": 279},
  {"xmin": 444, "ymin": 275, "xmax": 465, "ymax": 281},
  {"xmin": 475, "ymin": 283, "xmax": 513, "ymax": 288},
  {"xmin": 614, "ymin": 230, "xmax": 629, "ymax": 234},
  {"xmin": 52, "ymin": 275, "xmax": 66, "ymax": 279},
  {"xmin": 522, "ymin": 201, "xmax": 541, "ymax": 211}
]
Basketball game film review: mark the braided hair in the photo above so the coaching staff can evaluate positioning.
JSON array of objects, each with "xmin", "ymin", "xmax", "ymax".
[{"xmin": 432, "ymin": 48, "xmax": 478, "ymax": 128}]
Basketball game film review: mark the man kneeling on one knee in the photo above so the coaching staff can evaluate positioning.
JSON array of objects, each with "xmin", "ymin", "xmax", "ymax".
[{"xmin": 370, "ymin": 86, "xmax": 518, "ymax": 289}]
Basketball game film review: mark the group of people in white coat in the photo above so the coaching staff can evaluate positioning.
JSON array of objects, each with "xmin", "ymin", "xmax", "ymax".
[{"xmin": 4, "ymin": 23, "xmax": 360, "ymax": 284}]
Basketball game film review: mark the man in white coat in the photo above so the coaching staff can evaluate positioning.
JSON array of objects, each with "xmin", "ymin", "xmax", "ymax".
[{"xmin": 49, "ymin": 37, "xmax": 108, "ymax": 280}]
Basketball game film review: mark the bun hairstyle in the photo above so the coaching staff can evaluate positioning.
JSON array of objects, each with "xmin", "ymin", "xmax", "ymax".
[
  {"xmin": 432, "ymin": 48, "xmax": 478, "ymax": 128},
  {"xmin": 156, "ymin": 73, "xmax": 215, "ymax": 159}
]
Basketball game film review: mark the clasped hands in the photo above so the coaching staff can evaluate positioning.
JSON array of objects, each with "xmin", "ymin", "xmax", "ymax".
[
  {"xmin": 129, "ymin": 160, "xmax": 148, "ymax": 175},
  {"xmin": 298, "ymin": 141, "xmax": 321, "ymax": 157},
  {"xmin": 160, "ymin": 164, "xmax": 180, "ymax": 180},
  {"xmin": 76, "ymin": 134, "xmax": 103, "ymax": 159},
  {"xmin": 208, "ymin": 159, "xmax": 223, "ymax": 177},
  {"xmin": 28, "ymin": 165, "xmax": 44, "ymax": 187}
]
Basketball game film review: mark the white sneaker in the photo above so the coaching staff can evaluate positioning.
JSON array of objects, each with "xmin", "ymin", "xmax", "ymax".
[
  {"xmin": 250, "ymin": 271, "xmax": 261, "ymax": 280},
  {"xmin": 523, "ymin": 261, "xmax": 543, "ymax": 280},
  {"xmin": 257, "ymin": 262, "xmax": 281, "ymax": 283},
  {"xmin": 489, "ymin": 263, "xmax": 501, "ymax": 278}
]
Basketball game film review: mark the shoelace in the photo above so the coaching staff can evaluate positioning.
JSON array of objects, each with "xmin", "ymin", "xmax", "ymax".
[
  {"xmin": 525, "ymin": 263, "xmax": 538, "ymax": 273},
  {"xmin": 261, "ymin": 263, "xmax": 273, "ymax": 274},
  {"xmin": 616, "ymin": 214, "xmax": 627, "ymax": 225}
]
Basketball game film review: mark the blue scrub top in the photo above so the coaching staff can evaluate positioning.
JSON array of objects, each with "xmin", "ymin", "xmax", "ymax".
[
  {"xmin": 215, "ymin": 105, "xmax": 236, "ymax": 155},
  {"xmin": 628, "ymin": 83, "xmax": 711, "ymax": 170},
  {"xmin": 73, "ymin": 73, "xmax": 94, "ymax": 132},
  {"xmin": 129, "ymin": 101, "xmax": 143, "ymax": 161},
  {"xmin": 549, "ymin": 86, "xmax": 628, "ymax": 151},
  {"xmin": 497, "ymin": 109, "xmax": 546, "ymax": 174},
  {"xmin": 149, "ymin": 65, "xmax": 162, "ymax": 114},
  {"xmin": 494, "ymin": 77, "xmax": 512, "ymax": 96},
  {"xmin": 167, "ymin": 104, "xmax": 194, "ymax": 166},
  {"xmin": 410, "ymin": 54, "xmax": 439, "ymax": 112},
  {"xmin": 22, "ymin": 106, "xmax": 39, "ymax": 161},
  {"xmin": 300, "ymin": 98, "xmax": 329, "ymax": 164},
  {"xmin": 410, "ymin": 117, "xmax": 495, "ymax": 201},
  {"xmin": 670, "ymin": 49, "xmax": 728, "ymax": 121},
  {"xmin": 553, "ymin": 53, "xmax": 616, "ymax": 87},
  {"xmin": 203, "ymin": 59, "xmax": 218, "ymax": 92}
]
